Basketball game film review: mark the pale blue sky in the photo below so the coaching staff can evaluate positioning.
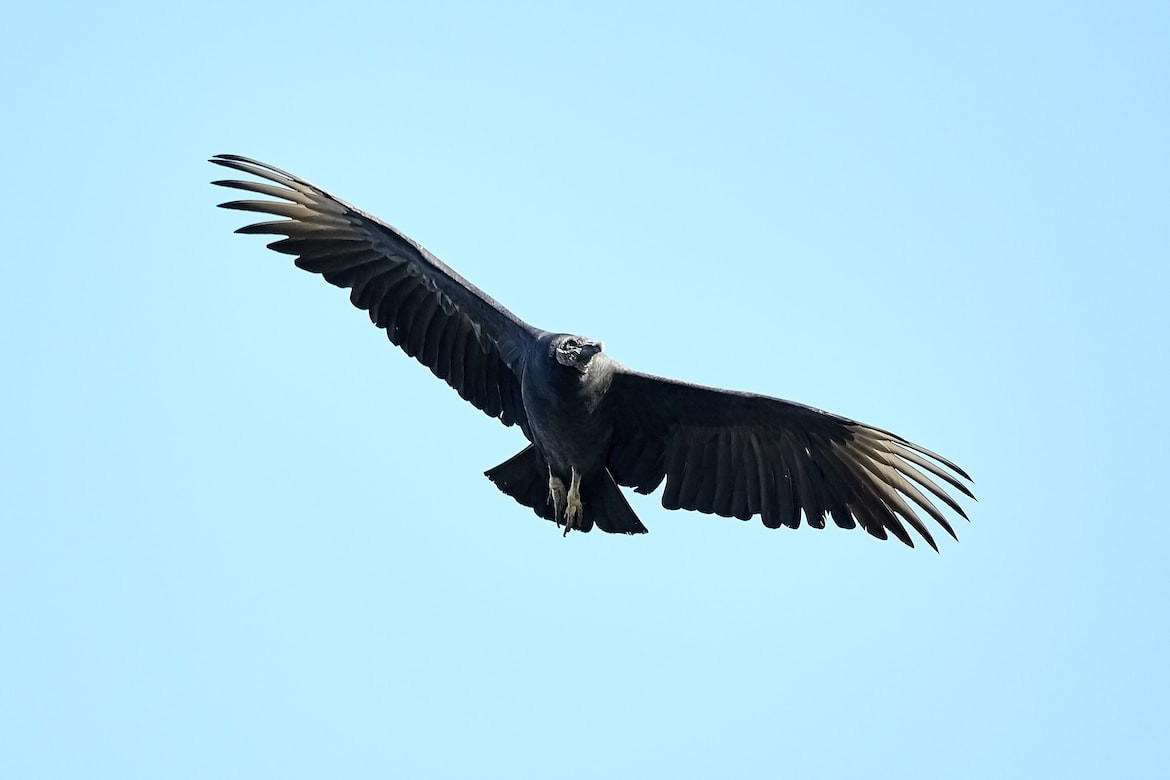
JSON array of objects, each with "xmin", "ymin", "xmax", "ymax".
[{"xmin": 3, "ymin": 2, "xmax": 1167, "ymax": 778}]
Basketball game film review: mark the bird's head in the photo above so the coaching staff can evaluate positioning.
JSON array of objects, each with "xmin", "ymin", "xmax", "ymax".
[{"xmin": 553, "ymin": 334, "xmax": 605, "ymax": 374}]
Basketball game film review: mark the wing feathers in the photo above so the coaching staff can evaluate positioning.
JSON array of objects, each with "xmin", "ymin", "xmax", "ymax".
[
  {"xmin": 212, "ymin": 154, "xmax": 538, "ymax": 433},
  {"xmin": 881, "ymin": 438, "xmax": 974, "ymax": 500},
  {"xmin": 609, "ymin": 371, "xmax": 973, "ymax": 548},
  {"xmin": 212, "ymin": 178, "xmax": 315, "ymax": 205},
  {"xmin": 661, "ymin": 438, "xmax": 688, "ymax": 510},
  {"xmin": 741, "ymin": 433, "xmax": 763, "ymax": 519}
]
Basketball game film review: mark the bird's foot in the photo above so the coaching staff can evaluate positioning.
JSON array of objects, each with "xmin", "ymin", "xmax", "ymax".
[
  {"xmin": 562, "ymin": 467, "xmax": 584, "ymax": 537},
  {"xmin": 548, "ymin": 470, "xmax": 567, "ymax": 528}
]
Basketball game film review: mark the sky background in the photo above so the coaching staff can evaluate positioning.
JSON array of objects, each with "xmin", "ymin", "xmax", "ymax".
[{"xmin": 3, "ymin": 1, "xmax": 1168, "ymax": 777}]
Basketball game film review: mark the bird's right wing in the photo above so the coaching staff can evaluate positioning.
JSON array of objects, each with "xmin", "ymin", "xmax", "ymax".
[
  {"xmin": 606, "ymin": 370, "xmax": 974, "ymax": 550},
  {"xmin": 212, "ymin": 155, "xmax": 543, "ymax": 431}
]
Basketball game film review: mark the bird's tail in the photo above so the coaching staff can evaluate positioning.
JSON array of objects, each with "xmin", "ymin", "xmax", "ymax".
[
  {"xmin": 485, "ymin": 445, "xmax": 559, "ymax": 524},
  {"xmin": 585, "ymin": 470, "xmax": 649, "ymax": 535},
  {"xmin": 485, "ymin": 446, "xmax": 648, "ymax": 535}
]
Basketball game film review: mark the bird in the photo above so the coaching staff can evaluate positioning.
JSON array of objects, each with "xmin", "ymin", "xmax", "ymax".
[{"xmin": 211, "ymin": 154, "xmax": 974, "ymax": 550}]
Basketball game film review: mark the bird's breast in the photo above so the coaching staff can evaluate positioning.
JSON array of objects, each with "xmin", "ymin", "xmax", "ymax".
[{"xmin": 521, "ymin": 359, "xmax": 615, "ymax": 476}]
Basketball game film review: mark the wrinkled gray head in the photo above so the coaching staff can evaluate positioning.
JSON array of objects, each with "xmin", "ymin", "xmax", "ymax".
[{"xmin": 553, "ymin": 334, "xmax": 605, "ymax": 374}]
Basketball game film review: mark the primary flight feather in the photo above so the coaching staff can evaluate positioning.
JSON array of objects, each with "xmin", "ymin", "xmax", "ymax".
[{"xmin": 212, "ymin": 154, "xmax": 974, "ymax": 549}]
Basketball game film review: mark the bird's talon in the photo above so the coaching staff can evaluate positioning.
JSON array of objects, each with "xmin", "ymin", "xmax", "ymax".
[{"xmin": 548, "ymin": 470, "xmax": 567, "ymax": 526}]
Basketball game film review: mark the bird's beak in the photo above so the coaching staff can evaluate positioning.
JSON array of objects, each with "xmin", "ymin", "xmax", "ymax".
[{"xmin": 580, "ymin": 340, "xmax": 604, "ymax": 360}]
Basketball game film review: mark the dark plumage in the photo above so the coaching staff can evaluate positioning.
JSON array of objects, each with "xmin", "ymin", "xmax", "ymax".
[{"xmin": 212, "ymin": 154, "xmax": 974, "ymax": 549}]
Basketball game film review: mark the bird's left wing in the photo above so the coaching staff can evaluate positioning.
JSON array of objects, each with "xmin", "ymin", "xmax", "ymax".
[
  {"xmin": 605, "ymin": 369, "xmax": 974, "ymax": 550},
  {"xmin": 211, "ymin": 155, "xmax": 543, "ymax": 430}
]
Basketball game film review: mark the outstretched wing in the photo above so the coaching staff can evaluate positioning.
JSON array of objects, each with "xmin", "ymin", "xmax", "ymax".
[
  {"xmin": 606, "ymin": 370, "xmax": 974, "ymax": 550},
  {"xmin": 211, "ymin": 155, "xmax": 543, "ymax": 431}
]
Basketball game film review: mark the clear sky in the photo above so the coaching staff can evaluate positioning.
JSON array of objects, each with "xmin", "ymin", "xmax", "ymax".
[{"xmin": 3, "ymin": 2, "xmax": 1167, "ymax": 778}]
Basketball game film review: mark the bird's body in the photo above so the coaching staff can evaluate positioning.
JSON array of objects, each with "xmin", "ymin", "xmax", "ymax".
[
  {"xmin": 523, "ymin": 335, "xmax": 614, "ymax": 483},
  {"xmin": 213, "ymin": 155, "xmax": 974, "ymax": 549},
  {"xmin": 515, "ymin": 335, "xmax": 643, "ymax": 535}
]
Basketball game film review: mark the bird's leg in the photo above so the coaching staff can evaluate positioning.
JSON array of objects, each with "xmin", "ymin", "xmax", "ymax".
[
  {"xmin": 563, "ymin": 467, "xmax": 584, "ymax": 536},
  {"xmin": 548, "ymin": 468, "xmax": 567, "ymax": 528}
]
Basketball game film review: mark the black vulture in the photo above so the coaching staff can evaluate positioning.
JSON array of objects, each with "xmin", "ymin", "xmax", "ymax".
[{"xmin": 212, "ymin": 155, "xmax": 974, "ymax": 549}]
